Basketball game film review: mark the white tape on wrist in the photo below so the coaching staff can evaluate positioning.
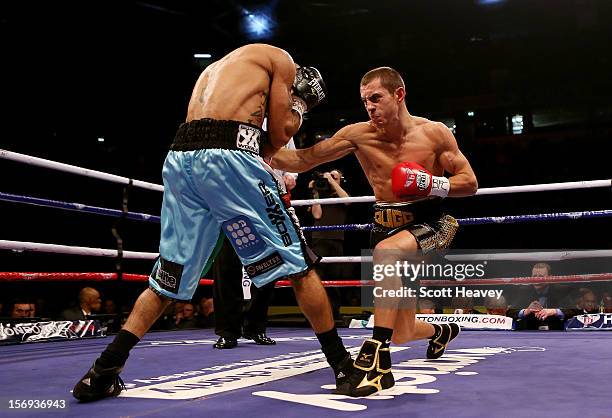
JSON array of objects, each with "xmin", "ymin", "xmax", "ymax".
[
  {"xmin": 291, "ymin": 97, "xmax": 306, "ymax": 127},
  {"xmin": 430, "ymin": 176, "xmax": 450, "ymax": 198}
]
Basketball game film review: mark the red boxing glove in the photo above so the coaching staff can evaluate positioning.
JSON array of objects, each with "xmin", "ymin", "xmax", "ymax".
[{"xmin": 391, "ymin": 161, "xmax": 450, "ymax": 198}]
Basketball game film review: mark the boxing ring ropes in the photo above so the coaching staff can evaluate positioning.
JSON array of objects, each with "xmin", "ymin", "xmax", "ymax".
[
  {"xmin": 2, "ymin": 149, "xmax": 612, "ymax": 418},
  {"xmin": 1, "ymin": 148, "xmax": 611, "ymax": 287}
]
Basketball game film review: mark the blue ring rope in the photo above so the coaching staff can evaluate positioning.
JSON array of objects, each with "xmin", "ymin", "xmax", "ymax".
[
  {"xmin": 2, "ymin": 192, "xmax": 610, "ymax": 229},
  {"xmin": 303, "ymin": 209, "xmax": 612, "ymax": 231},
  {"xmin": 0, "ymin": 192, "xmax": 160, "ymax": 223}
]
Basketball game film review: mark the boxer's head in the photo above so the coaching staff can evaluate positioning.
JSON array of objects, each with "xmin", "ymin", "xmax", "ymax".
[{"xmin": 360, "ymin": 67, "xmax": 406, "ymax": 127}]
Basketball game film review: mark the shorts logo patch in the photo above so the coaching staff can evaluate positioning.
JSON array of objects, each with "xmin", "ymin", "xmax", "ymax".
[
  {"xmin": 236, "ymin": 124, "xmax": 260, "ymax": 154},
  {"xmin": 244, "ymin": 252, "xmax": 284, "ymax": 278},
  {"xmin": 154, "ymin": 258, "xmax": 183, "ymax": 294},
  {"xmin": 258, "ymin": 180, "xmax": 293, "ymax": 246},
  {"xmin": 222, "ymin": 216, "xmax": 266, "ymax": 258}
]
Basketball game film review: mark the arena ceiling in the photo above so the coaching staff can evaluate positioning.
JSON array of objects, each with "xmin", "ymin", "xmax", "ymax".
[{"xmin": 1, "ymin": 0, "xmax": 610, "ymax": 150}]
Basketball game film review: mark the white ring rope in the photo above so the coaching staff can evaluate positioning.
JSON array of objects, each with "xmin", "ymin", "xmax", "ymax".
[
  {"xmin": 0, "ymin": 240, "xmax": 157, "ymax": 260},
  {"xmin": 293, "ymin": 196, "xmax": 377, "ymax": 205},
  {"xmin": 292, "ymin": 178, "xmax": 611, "ymax": 206},
  {"xmin": 0, "ymin": 149, "xmax": 164, "ymax": 192},
  {"xmin": 474, "ymin": 180, "xmax": 612, "ymax": 195},
  {"xmin": 1, "ymin": 240, "xmax": 609, "ymax": 263},
  {"xmin": 0, "ymin": 240, "xmax": 369, "ymax": 263},
  {"xmin": 1, "ymin": 149, "xmax": 609, "ymax": 200},
  {"xmin": 320, "ymin": 256, "xmax": 372, "ymax": 263}
]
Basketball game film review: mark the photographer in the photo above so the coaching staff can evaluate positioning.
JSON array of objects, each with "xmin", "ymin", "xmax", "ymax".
[{"xmin": 309, "ymin": 169, "xmax": 350, "ymax": 319}]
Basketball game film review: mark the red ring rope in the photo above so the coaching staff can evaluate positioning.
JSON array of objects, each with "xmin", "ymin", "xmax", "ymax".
[{"xmin": 1, "ymin": 272, "xmax": 611, "ymax": 286}]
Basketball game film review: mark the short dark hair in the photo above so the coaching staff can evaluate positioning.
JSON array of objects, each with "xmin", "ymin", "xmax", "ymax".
[
  {"xmin": 532, "ymin": 262, "xmax": 551, "ymax": 275},
  {"xmin": 360, "ymin": 67, "xmax": 405, "ymax": 94}
]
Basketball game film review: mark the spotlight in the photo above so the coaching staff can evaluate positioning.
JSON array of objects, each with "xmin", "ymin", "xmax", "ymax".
[
  {"xmin": 249, "ymin": 15, "xmax": 268, "ymax": 35},
  {"xmin": 243, "ymin": 8, "xmax": 275, "ymax": 39}
]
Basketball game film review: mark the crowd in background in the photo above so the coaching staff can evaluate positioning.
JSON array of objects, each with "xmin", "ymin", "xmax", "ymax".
[{"xmin": 3, "ymin": 259, "xmax": 611, "ymax": 332}]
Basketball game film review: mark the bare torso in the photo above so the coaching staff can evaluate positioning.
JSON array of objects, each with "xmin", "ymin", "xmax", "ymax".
[
  {"xmin": 186, "ymin": 44, "xmax": 279, "ymax": 127},
  {"xmin": 350, "ymin": 117, "xmax": 445, "ymax": 202}
]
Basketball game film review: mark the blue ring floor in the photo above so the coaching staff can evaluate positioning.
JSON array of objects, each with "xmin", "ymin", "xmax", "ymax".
[{"xmin": 1, "ymin": 328, "xmax": 611, "ymax": 417}]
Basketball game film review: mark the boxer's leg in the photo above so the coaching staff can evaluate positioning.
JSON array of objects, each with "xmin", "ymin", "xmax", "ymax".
[
  {"xmin": 290, "ymin": 270, "xmax": 352, "ymax": 384},
  {"xmin": 338, "ymin": 231, "xmax": 433, "ymax": 396},
  {"xmin": 73, "ymin": 287, "xmax": 173, "ymax": 402},
  {"xmin": 290, "ymin": 269, "xmax": 334, "ymax": 333},
  {"xmin": 73, "ymin": 150, "xmax": 221, "ymax": 402},
  {"xmin": 122, "ymin": 288, "xmax": 172, "ymax": 338},
  {"xmin": 374, "ymin": 230, "xmax": 431, "ymax": 338},
  {"xmin": 391, "ymin": 310, "xmax": 435, "ymax": 344},
  {"xmin": 200, "ymin": 150, "xmax": 353, "ymax": 385}
]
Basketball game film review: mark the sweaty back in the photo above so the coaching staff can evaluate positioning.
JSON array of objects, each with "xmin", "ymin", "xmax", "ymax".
[{"xmin": 187, "ymin": 44, "xmax": 278, "ymax": 127}]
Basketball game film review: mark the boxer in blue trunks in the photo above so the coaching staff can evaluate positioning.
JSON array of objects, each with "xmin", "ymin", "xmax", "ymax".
[{"xmin": 73, "ymin": 44, "xmax": 353, "ymax": 402}]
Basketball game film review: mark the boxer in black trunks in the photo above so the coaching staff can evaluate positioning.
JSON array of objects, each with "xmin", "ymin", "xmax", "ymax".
[{"xmin": 265, "ymin": 66, "xmax": 478, "ymax": 396}]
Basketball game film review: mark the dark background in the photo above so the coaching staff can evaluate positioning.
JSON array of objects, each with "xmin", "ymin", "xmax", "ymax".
[{"xmin": 1, "ymin": 1, "xmax": 611, "ymax": 312}]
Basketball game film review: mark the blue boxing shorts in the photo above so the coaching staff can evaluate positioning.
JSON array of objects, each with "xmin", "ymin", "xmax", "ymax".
[{"xmin": 149, "ymin": 118, "xmax": 319, "ymax": 301}]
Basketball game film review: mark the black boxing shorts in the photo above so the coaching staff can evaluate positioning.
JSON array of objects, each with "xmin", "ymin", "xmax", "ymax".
[{"xmin": 370, "ymin": 198, "xmax": 459, "ymax": 253}]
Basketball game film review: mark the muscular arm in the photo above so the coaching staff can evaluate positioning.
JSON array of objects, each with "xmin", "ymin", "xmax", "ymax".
[
  {"xmin": 267, "ymin": 125, "xmax": 359, "ymax": 173},
  {"xmin": 267, "ymin": 51, "xmax": 301, "ymax": 149},
  {"xmin": 436, "ymin": 124, "xmax": 478, "ymax": 197}
]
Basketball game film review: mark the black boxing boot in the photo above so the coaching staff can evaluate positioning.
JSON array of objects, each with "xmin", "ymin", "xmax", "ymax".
[
  {"xmin": 427, "ymin": 323, "xmax": 460, "ymax": 359},
  {"xmin": 334, "ymin": 339, "xmax": 394, "ymax": 397},
  {"xmin": 333, "ymin": 353, "xmax": 354, "ymax": 390},
  {"xmin": 315, "ymin": 327, "xmax": 351, "ymax": 389},
  {"xmin": 72, "ymin": 361, "xmax": 125, "ymax": 402}
]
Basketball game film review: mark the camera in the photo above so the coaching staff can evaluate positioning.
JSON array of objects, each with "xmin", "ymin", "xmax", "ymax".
[{"xmin": 312, "ymin": 171, "xmax": 331, "ymax": 195}]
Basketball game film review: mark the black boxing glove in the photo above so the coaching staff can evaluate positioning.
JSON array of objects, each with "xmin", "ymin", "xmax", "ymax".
[{"xmin": 293, "ymin": 66, "xmax": 327, "ymax": 110}]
